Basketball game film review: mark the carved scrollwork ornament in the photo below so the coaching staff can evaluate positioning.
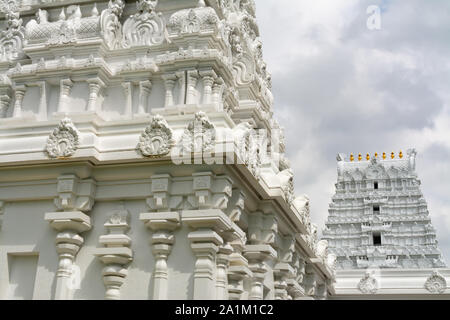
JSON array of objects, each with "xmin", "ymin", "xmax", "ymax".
[
  {"xmin": 424, "ymin": 271, "xmax": 447, "ymax": 294},
  {"xmin": 123, "ymin": 0, "xmax": 165, "ymax": 47},
  {"xmin": 181, "ymin": 111, "xmax": 216, "ymax": 153},
  {"xmin": 46, "ymin": 117, "xmax": 80, "ymax": 159},
  {"xmin": 138, "ymin": 115, "xmax": 174, "ymax": 157},
  {"xmin": 357, "ymin": 272, "xmax": 378, "ymax": 294}
]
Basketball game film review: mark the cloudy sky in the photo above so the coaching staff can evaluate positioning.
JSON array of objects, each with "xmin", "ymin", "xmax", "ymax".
[{"xmin": 257, "ymin": 0, "xmax": 450, "ymax": 264}]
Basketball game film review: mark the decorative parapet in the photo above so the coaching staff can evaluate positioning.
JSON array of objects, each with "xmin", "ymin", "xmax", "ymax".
[
  {"xmin": 24, "ymin": 1, "xmax": 124, "ymax": 50},
  {"xmin": 167, "ymin": 0, "xmax": 219, "ymax": 36},
  {"xmin": 94, "ymin": 204, "xmax": 133, "ymax": 300}
]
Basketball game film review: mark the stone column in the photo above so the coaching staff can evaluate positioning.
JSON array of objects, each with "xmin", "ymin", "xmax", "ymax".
[
  {"xmin": 45, "ymin": 213, "xmax": 91, "ymax": 300},
  {"xmin": 175, "ymin": 71, "xmax": 186, "ymax": 105},
  {"xmin": 44, "ymin": 174, "xmax": 96, "ymax": 300},
  {"xmin": 183, "ymin": 209, "xmax": 234, "ymax": 300},
  {"xmin": 58, "ymin": 79, "xmax": 73, "ymax": 113},
  {"xmin": 0, "ymin": 94, "xmax": 11, "ymax": 118},
  {"xmin": 87, "ymin": 78, "xmax": 105, "ymax": 113},
  {"xmin": 244, "ymin": 245, "xmax": 276, "ymax": 300},
  {"xmin": 216, "ymin": 244, "xmax": 233, "ymax": 300},
  {"xmin": 13, "ymin": 85, "xmax": 26, "ymax": 118},
  {"xmin": 122, "ymin": 82, "xmax": 132, "ymax": 118},
  {"xmin": 162, "ymin": 74, "xmax": 177, "ymax": 108},
  {"xmin": 186, "ymin": 70, "xmax": 199, "ymax": 105},
  {"xmin": 138, "ymin": 80, "xmax": 152, "ymax": 115},
  {"xmin": 140, "ymin": 212, "xmax": 180, "ymax": 300},
  {"xmin": 37, "ymin": 81, "xmax": 47, "ymax": 120},
  {"xmin": 212, "ymin": 78, "xmax": 225, "ymax": 110},
  {"xmin": 94, "ymin": 206, "xmax": 132, "ymax": 300},
  {"xmin": 199, "ymin": 70, "xmax": 217, "ymax": 105}
]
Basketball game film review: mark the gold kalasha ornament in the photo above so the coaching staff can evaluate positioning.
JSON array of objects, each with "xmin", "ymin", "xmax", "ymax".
[
  {"xmin": 383, "ymin": 152, "xmax": 386, "ymax": 160},
  {"xmin": 350, "ymin": 153, "xmax": 354, "ymax": 162},
  {"xmin": 366, "ymin": 153, "xmax": 370, "ymax": 161},
  {"xmin": 358, "ymin": 153, "xmax": 362, "ymax": 161},
  {"xmin": 391, "ymin": 152, "xmax": 395, "ymax": 159},
  {"xmin": 399, "ymin": 151, "xmax": 403, "ymax": 159}
]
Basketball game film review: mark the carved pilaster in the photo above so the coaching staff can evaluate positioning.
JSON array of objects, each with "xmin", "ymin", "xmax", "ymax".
[
  {"xmin": 183, "ymin": 209, "xmax": 234, "ymax": 300},
  {"xmin": 37, "ymin": 81, "xmax": 47, "ymax": 120},
  {"xmin": 87, "ymin": 78, "xmax": 105, "ymax": 112},
  {"xmin": 175, "ymin": 71, "xmax": 186, "ymax": 105},
  {"xmin": 140, "ymin": 212, "xmax": 181, "ymax": 300},
  {"xmin": 212, "ymin": 78, "xmax": 225, "ymax": 110},
  {"xmin": 244, "ymin": 245, "xmax": 277, "ymax": 300},
  {"xmin": 186, "ymin": 70, "xmax": 199, "ymax": 104},
  {"xmin": 138, "ymin": 80, "xmax": 152, "ymax": 115},
  {"xmin": 273, "ymin": 235, "xmax": 295, "ymax": 300},
  {"xmin": 58, "ymin": 79, "xmax": 73, "ymax": 113},
  {"xmin": 122, "ymin": 81, "xmax": 132, "ymax": 117},
  {"xmin": 0, "ymin": 201, "xmax": 4, "ymax": 230},
  {"xmin": 94, "ymin": 205, "xmax": 133, "ymax": 300},
  {"xmin": 45, "ymin": 174, "xmax": 96, "ymax": 300},
  {"xmin": 199, "ymin": 70, "xmax": 217, "ymax": 104},
  {"xmin": 188, "ymin": 230, "xmax": 221, "ymax": 300},
  {"xmin": 216, "ymin": 244, "xmax": 233, "ymax": 300},
  {"xmin": 162, "ymin": 74, "xmax": 177, "ymax": 108},
  {"xmin": 302, "ymin": 263, "xmax": 317, "ymax": 299},
  {"xmin": 0, "ymin": 95, "xmax": 11, "ymax": 118},
  {"xmin": 13, "ymin": 85, "xmax": 26, "ymax": 118}
]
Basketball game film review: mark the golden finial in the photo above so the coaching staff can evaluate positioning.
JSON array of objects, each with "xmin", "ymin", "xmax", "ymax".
[
  {"xmin": 375, "ymin": 152, "xmax": 378, "ymax": 158},
  {"xmin": 350, "ymin": 153, "xmax": 354, "ymax": 162},
  {"xmin": 382, "ymin": 152, "xmax": 386, "ymax": 160},
  {"xmin": 399, "ymin": 150, "xmax": 403, "ymax": 159},
  {"xmin": 366, "ymin": 153, "xmax": 370, "ymax": 161},
  {"xmin": 358, "ymin": 153, "xmax": 362, "ymax": 161},
  {"xmin": 391, "ymin": 151, "xmax": 395, "ymax": 159}
]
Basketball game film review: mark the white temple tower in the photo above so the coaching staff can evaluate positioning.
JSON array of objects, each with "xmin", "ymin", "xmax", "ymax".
[
  {"xmin": 323, "ymin": 151, "xmax": 450, "ymax": 298},
  {"xmin": 0, "ymin": 0, "xmax": 335, "ymax": 300}
]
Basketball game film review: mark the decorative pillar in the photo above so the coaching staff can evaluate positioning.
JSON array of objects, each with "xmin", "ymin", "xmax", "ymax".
[
  {"xmin": 216, "ymin": 244, "xmax": 233, "ymax": 300},
  {"xmin": 245, "ymin": 212, "xmax": 278, "ymax": 300},
  {"xmin": 140, "ymin": 212, "xmax": 180, "ymax": 300},
  {"xmin": 199, "ymin": 70, "xmax": 217, "ymax": 105},
  {"xmin": 212, "ymin": 78, "xmax": 225, "ymax": 110},
  {"xmin": 122, "ymin": 81, "xmax": 132, "ymax": 118},
  {"xmin": 0, "ymin": 94, "xmax": 11, "ymax": 118},
  {"xmin": 183, "ymin": 209, "xmax": 234, "ymax": 300},
  {"xmin": 273, "ymin": 235, "xmax": 295, "ymax": 300},
  {"xmin": 244, "ymin": 245, "xmax": 276, "ymax": 300},
  {"xmin": 162, "ymin": 74, "xmax": 177, "ymax": 108},
  {"xmin": 0, "ymin": 201, "xmax": 4, "ymax": 230},
  {"xmin": 44, "ymin": 174, "xmax": 96, "ymax": 300},
  {"xmin": 188, "ymin": 229, "xmax": 222, "ymax": 300},
  {"xmin": 186, "ymin": 70, "xmax": 199, "ymax": 105},
  {"xmin": 13, "ymin": 85, "xmax": 26, "ymax": 118},
  {"xmin": 302, "ymin": 263, "xmax": 317, "ymax": 299},
  {"xmin": 175, "ymin": 71, "xmax": 186, "ymax": 105},
  {"xmin": 58, "ymin": 79, "xmax": 73, "ymax": 113},
  {"xmin": 37, "ymin": 81, "xmax": 47, "ymax": 120},
  {"xmin": 138, "ymin": 80, "xmax": 152, "ymax": 115},
  {"xmin": 87, "ymin": 78, "xmax": 105, "ymax": 112},
  {"xmin": 94, "ymin": 205, "xmax": 133, "ymax": 300}
]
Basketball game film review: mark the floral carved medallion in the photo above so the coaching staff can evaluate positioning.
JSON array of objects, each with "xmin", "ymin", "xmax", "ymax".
[{"xmin": 46, "ymin": 117, "xmax": 80, "ymax": 159}]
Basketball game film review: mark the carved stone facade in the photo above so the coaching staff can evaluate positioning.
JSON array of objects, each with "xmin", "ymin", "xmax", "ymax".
[{"xmin": 0, "ymin": 0, "xmax": 334, "ymax": 300}]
